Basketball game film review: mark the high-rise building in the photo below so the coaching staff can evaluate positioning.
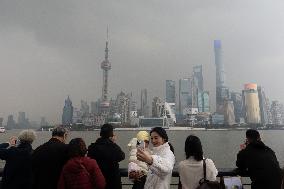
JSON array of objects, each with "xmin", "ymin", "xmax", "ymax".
[
  {"xmin": 257, "ymin": 86, "xmax": 269, "ymax": 125},
  {"xmin": 100, "ymin": 31, "xmax": 111, "ymax": 113},
  {"xmin": 72, "ymin": 108, "xmax": 82, "ymax": 124},
  {"xmin": 201, "ymin": 91, "xmax": 210, "ymax": 112},
  {"xmin": 18, "ymin": 112, "xmax": 29, "ymax": 128},
  {"xmin": 152, "ymin": 97, "xmax": 163, "ymax": 118},
  {"xmin": 166, "ymin": 80, "xmax": 176, "ymax": 103},
  {"xmin": 178, "ymin": 78, "xmax": 192, "ymax": 114},
  {"xmin": 80, "ymin": 100, "xmax": 90, "ymax": 117},
  {"xmin": 192, "ymin": 66, "xmax": 204, "ymax": 110},
  {"xmin": 214, "ymin": 40, "xmax": 230, "ymax": 113},
  {"xmin": 0, "ymin": 118, "xmax": 3, "ymax": 127},
  {"xmin": 224, "ymin": 100, "xmax": 235, "ymax": 126},
  {"xmin": 115, "ymin": 91, "xmax": 131, "ymax": 124},
  {"xmin": 40, "ymin": 117, "xmax": 48, "ymax": 127},
  {"xmin": 140, "ymin": 89, "xmax": 149, "ymax": 117},
  {"xmin": 7, "ymin": 115, "xmax": 16, "ymax": 129},
  {"xmin": 231, "ymin": 92, "xmax": 243, "ymax": 123},
  {"xmin": 193, "ymin": 65, "xmax": 204, "ymax": 91},
  {"xmin": 270, "ymin": 101, "xmax": 284, "ymax": 125},
  {"xmin": 242, "ymin": 83, "xmax": 261, "ymax": 124},
  {"xmin": 62, "ymin": 96, "xmax": 74, "ymax": 125}
]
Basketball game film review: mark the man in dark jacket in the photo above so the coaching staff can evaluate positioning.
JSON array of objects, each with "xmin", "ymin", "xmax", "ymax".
[
  {"xmin": 236, "ymin": 129, "xmax": 282, "ymax": 189},
  {"xmin": 88, "ymin": 123, "xmax": 125, "ymax": 189},
  {"xmin": 32, "ymin": 126, "xmax": 69, "ymax": 189}
]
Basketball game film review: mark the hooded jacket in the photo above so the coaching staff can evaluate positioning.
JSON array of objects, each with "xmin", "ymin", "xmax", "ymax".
[
  {"xmin": 58, "ymin": 156, "xmax": 106, "ymax": 189},
  {"xmin": 236, "ymin": 141, "xmax": 282, "ymax": 189},
  {"xmin": 144, "ymin": 142, "xmax": 175, "ymax": 189},
  {"xmin": 87, "ymin": 137, "xmax": 125, "ymax": 189}
]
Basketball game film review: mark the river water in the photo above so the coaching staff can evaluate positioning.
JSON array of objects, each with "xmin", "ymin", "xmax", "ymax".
[{"xmin": 0, "ymin": 129, "xmax": 284, "ymax": 169}]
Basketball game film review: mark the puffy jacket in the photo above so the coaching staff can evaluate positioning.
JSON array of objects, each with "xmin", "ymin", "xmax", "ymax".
[
  {"xmin": 144, "ymin": 142, "xmax": 175, "ymax": 189},
  {"xmin": 58, "ymin": 156, "xmax": 106, "ymax": 189},
  {"xmin": 236, "ymin": 141, "xmax": 282, "ymax": 189},
  {"xmin": 87, "ymin": 137, "xmax": 125, "ymax": 189}
]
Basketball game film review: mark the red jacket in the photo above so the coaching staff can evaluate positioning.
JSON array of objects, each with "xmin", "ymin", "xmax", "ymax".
[{"xmin": 58, "ymin": 156, "xmax": 106, "ymax": 189}]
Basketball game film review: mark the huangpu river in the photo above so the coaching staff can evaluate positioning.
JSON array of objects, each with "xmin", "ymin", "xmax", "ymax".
[{"xmin": 1, "ymin": 129, "xmax": 284, "ymax": 169}]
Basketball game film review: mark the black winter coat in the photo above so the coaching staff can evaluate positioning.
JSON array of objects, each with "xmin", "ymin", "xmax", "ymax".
[
  {"xmin": 236, "ymin": 141, "xmax": 282, "ymax": 189},
  {"xmin": 0, "ymin": 142, "xmax": 33, "ymax": 189},
  {"xmin": 87, "ymin": 137, "xmax": 125, "ymax": 189},
  {"xmin": 32, "ymin": 138, "xmax": 68, "ymax": 189}
]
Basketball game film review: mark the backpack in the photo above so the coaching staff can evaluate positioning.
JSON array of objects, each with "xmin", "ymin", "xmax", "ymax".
[{"xmin": 196, "ymin": 159, "xmax": 223, "ymax": 189}]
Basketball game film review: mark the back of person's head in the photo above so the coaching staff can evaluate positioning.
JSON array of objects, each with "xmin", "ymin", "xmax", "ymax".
[
  {"xmin": 150, "ymin": 127, "xmax": 174, "ymax": 153},
  {"xmin": 246, "ymin": 129, "xmax": 260, "ymax": 142},
  {"xmin": 68, "ymin": 138, "xmax": 87, "ymax": 158},
  {"xmin": 18, "ymin": 129, "xmax": 37, "ymax": 144},
  {"xmin": 100, "ymin": 123, "xmax": 114, "ymax": 138},
  {"xmin": 185, "ymin": 135, "xmax": 203, "ymax": 161},
  {"xmin": 52, "ymin": 126, "xmax": 68, "ymax": 137},
  {"xmin": 136, "ymin": 131, "xmax": 149, "ymax": 142}
]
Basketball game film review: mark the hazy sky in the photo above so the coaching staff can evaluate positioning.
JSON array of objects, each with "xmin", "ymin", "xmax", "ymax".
[{"xmin": 1, "ymin": 0, "xmax": 284, "ymax": 124}]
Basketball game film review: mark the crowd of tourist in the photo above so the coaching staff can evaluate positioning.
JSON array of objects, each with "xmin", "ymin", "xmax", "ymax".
[{"xmin": 0, "ymin": 124, "xmax": 283, "ymax": 189}]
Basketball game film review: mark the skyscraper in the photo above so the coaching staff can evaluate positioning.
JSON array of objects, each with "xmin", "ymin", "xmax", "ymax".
[
  {"xmin": 0, "ymin": 118, "xmax": 3, "ymax": 127},
  {"xmin": 80, "ymin": 100, "xmax": 90, "ymax": 117},
  {"xmin": 100, "ymin": 30, "xmax": 111, "ymax": 112},
  {"xmin": 7, "ymin": 115, "xmax": 16, "ymax": 129},
  {"xmin": 193, "ymin": 65, "xmax": 204, "ymax": 91},
  {"xmin": 242, "ymin": 83, "xmax": 261, "ymax": 124},
  {"xmin": 191, "ymin": 65, "xmax": 204, "ymax": 111},
  {"xmin": 62, "ymin": 96, "xmax": 74, "ymax": 125},
  {"xmin": 178, "ymin": 78, "xmax": 192, "ymax": 114},
  {"xmin": 214, "ymin": 40, "xmax": 230, "ymax": 113},
  {"xmin": 257, "ymin": 86, "xmax": 269, "ymax": 125},
  {"xmin": 166, "ymin": 80, "xmax": 176, "ymax": 103},
  {"xmin": 224, "ymin": 99, "xmax": 235, "ymax": 125},
  {"xmin": 115, "ymin": 91, "xmax": 131, "ymax": 123},
  {"xmin": 270, "ymin": 101, "xmax": 284, "ymax": 125},
  {"xmin": 18, "ymin": 112, "xmax": 29, "ymax": 128},
  {"xmin": 231, "ymin": 92, "xmax": 243, "ymax": 123},
  {"xmin": 140, "ymin": 89, "xmax": 149, "ymax": 117},
  {"xmin": 152, "ymin": 96, "xmax": 163, "ymax": 118},
  {"xmin": 201, "ymin": 91, "xmax": 210, "ymax": 112}
]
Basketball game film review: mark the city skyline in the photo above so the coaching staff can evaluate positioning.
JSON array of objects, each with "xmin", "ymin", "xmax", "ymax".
[{"xmin": 1, "ymin": 1, "xmax": 284, "ymax": 123}]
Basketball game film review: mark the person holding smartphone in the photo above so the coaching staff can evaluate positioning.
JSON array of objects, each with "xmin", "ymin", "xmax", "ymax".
[
  {"xmin": 128, "ymin": 131, "xmax": 150, "ymax": 189},
  {"xmin": 236, "ymin": 129, "xmax": 282, "ymax": 189},
  {"xmin": 0, "ymin": 130, "xmax": 36, "ymax": 189},
  {"xmin": 136, "ymin": 127, "xmax": 175, "ymax": 189}
]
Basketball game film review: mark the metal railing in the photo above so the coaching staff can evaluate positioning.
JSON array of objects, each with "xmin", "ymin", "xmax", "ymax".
[
  {"xmin": 119, "ymin": 168, "xmax": 251, "ymax": 188},
  {"xmin": 0, "ymin": 168, "xmax": 251, "ymax": 188}
]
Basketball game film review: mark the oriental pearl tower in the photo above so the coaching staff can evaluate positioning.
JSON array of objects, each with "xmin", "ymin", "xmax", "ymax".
[{"xmin": 100, "ymin": 30, "xmax": 111, "ymax": 114}]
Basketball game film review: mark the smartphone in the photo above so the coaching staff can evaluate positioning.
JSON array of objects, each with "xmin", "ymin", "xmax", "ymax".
[{"xmin": 137, "ymin": 140, "xmax": 145, "ymax": 150}]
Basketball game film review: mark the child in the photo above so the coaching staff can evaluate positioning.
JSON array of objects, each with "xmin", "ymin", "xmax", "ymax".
[{"xmin": 128, "ymin": 131, "xmax": 150, "ymax": 189}]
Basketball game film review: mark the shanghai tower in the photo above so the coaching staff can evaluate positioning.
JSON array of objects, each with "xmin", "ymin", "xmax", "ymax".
[
  {"xmin": 100, "ymin": 33, "xmax": 111, "ymax": 112},
  {"xmin": 214, "ymin": 40, "xmax": 229, "ymax": 113}
]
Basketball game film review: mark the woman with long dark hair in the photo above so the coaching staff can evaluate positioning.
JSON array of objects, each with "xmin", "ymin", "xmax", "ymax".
[
  {"xmin": 178, "ymin": 135, "xmax": 218, "ymax": 189},
  {"xmin": 136, "ymin": 127, "xmax": 175, "ymax": 189}
]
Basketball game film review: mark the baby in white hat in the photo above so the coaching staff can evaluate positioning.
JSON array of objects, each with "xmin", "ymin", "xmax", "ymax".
[{"xmin": 128, "ymin": 131, "xmax": 150, "ymax": 179}]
